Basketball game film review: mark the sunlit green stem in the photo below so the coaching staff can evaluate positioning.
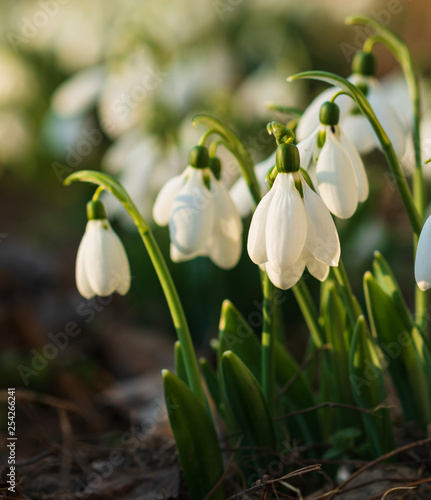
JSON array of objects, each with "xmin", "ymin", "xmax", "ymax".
[
  {"xmin": 64, "ymin": 171, "xmax": 207, "ymax": 407},
  {"xmin": 292, "ymin": 280, "xmax": 324, "ymax": 348},
  {"xmin": 332, "ymin": 259, "xmax": 358, "ymax": 330},
  {"xmin": 261, "ymin": 272, "xmax": 275, "ymax": 413},
  {"xmin": 347, "ymin": 15, "xmax": 428, "ymax": 333}
]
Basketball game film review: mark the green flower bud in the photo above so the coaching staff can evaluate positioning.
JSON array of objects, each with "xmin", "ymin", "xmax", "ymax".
[
  {"xmin": 319, "ymin": 101, "xmax": 340, "ymax": 126},
  {"xmin": 352, "ymin": 50, "xmax": 376, "ymax": 77},
  {"xmin": 87, "ymin": 200, "xmax": 107, "ymax": 220},
  {"xmin": 209, "ymin": 156, "xmax": 222, "ymax": 180},
  {"xmin": 189, "ymin": 145, "xmax": 209, "ymax": 169},
  {"xmin": 276, "ymin": 143, "xmax": 300, "ymax": 174}
]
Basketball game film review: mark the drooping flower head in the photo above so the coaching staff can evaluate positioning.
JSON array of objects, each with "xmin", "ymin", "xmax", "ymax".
[
  {"xmin": 247, "ymin": 137, "xmax": 340, "ymax": 290},
  {"xmin": 76, "ymin": 200, "xmax": 131, "ymax": 299},
  {"xmin": 296, "ymin": 51, "xmax": 406, "ymax": 157},
  {"xmin": 153, "ymin": 145, "xmax": 243, "ymax": 269},
  {"xmin": 415, "ymin": 214, "xmax": 431, "ymax": 291},
  {"xmin": 298, "ymin": 100, "xmax": 368, "ymax": 219}
]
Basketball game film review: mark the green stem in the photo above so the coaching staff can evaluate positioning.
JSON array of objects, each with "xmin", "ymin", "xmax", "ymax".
[
  {"xmin": 332, "ymin": 259, "xmax": 358, "ymax": 330},
  {"xmin": 347, "ymin": 15, "xmax": 428, "ymax": 332},
  {"xmin": 261, "ymin": 272, "xmax": 275, "ymax": 413},
  {"xmin": 64, "ymin": 171, "xmax": 207, "ymax": 407},
  {"xmin": 292, "ymin": 280, "xmax": 324, "ymax": 348}
]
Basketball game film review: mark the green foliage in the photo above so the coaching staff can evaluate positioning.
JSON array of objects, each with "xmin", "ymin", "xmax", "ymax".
[{"xmin": 163, "ymin": 370, "xmax": 224, "ymax": 500}]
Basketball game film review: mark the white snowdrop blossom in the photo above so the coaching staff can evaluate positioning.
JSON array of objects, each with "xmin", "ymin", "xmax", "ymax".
[
  {"xmin": 230, "ymin": 151, "xmax": 276, "ymax": 217},
  {"xmin": 415, "ymin": 215, "xmax": 431, "ymax": 291},
  {"xmin": 247, "ymin": 143, "xmax": 340, "ymax": 290},
  {"xmin": 76, "ymin": 201, "xmax": 131, "ymax": 299},
  {"xmin": 153, "ymin": 146, "xmax": 243, "ymax": 269},
  {"xmin": 297, "ymin": 101, "xmax": 368, "ymax": 219},
  {"xmin": 296, "ymin": 51, "xmax": 406, "ymax": 157}
]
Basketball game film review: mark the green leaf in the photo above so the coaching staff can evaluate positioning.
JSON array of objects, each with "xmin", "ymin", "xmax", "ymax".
[
  {"xmin": 323, "ymin": 282, "xmax": 353, "ymax": 406},
  {"xmin": 363, "ymin": 272, "xmax": 426, "ymax": 423},
  {"xmin": 349, "ymin": 317, "xmax": 394, "ymax": 456},
  {"xmin": 163, "ymin": 370, "xmax": 224, "ymax": 500},
  {"xmin": 174, "ymin": 341, "xmax": 188, "ymax": 386},
  {"xmin": 372, "ymin": 251, "xmax": 413, "ymax": 330},
  {"xmin": 274, "ymin": 342, "xmax": 321, "ymax": 443},
  {"xmin": 218, "ymin": 300, "xmax": 261, "ymax": 381},
  {"xmin": 221, "ymin": 351, "xmax": 277, "ymax": 471},
  {"xmin": 200, "ymin": 357, "xmax": 222, "ymax": 410}
]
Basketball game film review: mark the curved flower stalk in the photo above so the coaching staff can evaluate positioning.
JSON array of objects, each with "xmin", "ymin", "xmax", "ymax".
[
  {"xmin": 298, "ymin": 101, "xmax": 368, "ymax": 219},
  {"xmin": 153, "ymin": 145, "xmax": 243, "ymax": 269},
  {"xmin": 76, "ymin": 199, "xmax": 131, "ymax": 299},
  {"xmin": 296, "ymin": 51, "xmax": 406, "ymax": 157},
  {"xmin": 229, "ymin": 151, "xmax": 276, "ymax": 218},
  {"xmin": 247, "ymin": 142, "xmax": 340, "ymax": 290}
]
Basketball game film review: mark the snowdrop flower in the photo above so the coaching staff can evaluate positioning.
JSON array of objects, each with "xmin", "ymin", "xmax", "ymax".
[
  {"xmin": 247, "ymin": 142, "xmax": 340, "ymax": 290},
  {"xmin": 230, "ymin": 151, "xmax": 276, "ymax": 217},
  {"xmin": 415, "ymin": 215, "xmax": 431, "ymax": 291},
  {"xmin": 153, "ymin": 145, "xmax": 243, "ymax": 269},
  {"xmin": 76, "ymin": 200, "xmax": 131, "ymax": 299},
  {"xmin": 298, "ymin": 101, "xmax": 368, "ymax": 219},
  {"xmin": 296, "ymin": 51, "xmax": 406, "ymax": 157}
]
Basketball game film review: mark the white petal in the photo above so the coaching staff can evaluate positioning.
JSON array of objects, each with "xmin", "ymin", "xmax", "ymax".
[
  {"xmin": 266, "ymin": 174, "xmax": 307, "ymax": 272},
  {"xmin": 304, "ymin": 250, "xmax": 330, "ymax": 282},
  {"xmin": 415, "ymin": 215, "xmax": 431, "ymax": 291},
  {"xmin": 84, "ymin": 220, "xmax": 131, "ymax": 297},
  {"xmin": 296, "ymin": 87, "xmax": 352, "ymax": 142},
  {"xmin": 266, "ymin": 258, "xmax": 305, "ymax": 290},
  {"xmin": 341, "ymin": 114, "xmax": 375, "ymax": 155},
  {"xmin": 302, "ymin": 179, "xmax": 340, "ymax": 266},
  {"xmin": 75, "ymin": 230, "xmax": 95, "ymax": 299},
  {"xmin": 230, "ymin": 152, "xmax": 275, "ymax": 218},
  {"xmin": 169, "ymin": 168, "xmax": 214, "ymax": 255},
  {"xmin": 297, "ymin": 126, "xmax": 319, "ymax": 170},
  {"xmin": 316, "ymin": 128, "xmax": 359, "ymax": 219},
  {"xmin": 338, "ymin": 128, "xmax": 369, "ymax": 202},
  {"xmin": 367, "ymin": 78, "xmax": 407, "ymax": 157},
  {"xmin": 247, "ymin": 181, "xmax": 277, "ymax": 265},
  {"xmin": 170, "ymin": 243, "xmax": 203, "ymax": 263},
  {"xmin": 153, "ymin": 171, "xmax": 187, "ymax": 226},
  {"xmin": 206, "ymin": 174, "xmax": 243, "ymax": 269}
]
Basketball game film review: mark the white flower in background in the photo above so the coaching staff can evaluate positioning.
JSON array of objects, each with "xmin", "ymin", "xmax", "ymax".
[
  {"xmin": 298, "ymin": 101, "xmax": 368, "ymax": 219},
  {"xmin": 153, "ymin": 146, "xmax": 243, "ymax": 269},
  {"xmin": 76, "ymin": 200, "xmax": 131, "ymax": 299},
  {"xmin": 230, "ymin": 151, "xmax": 276, "ymax": 217},
  {"xmin": 415, "ymin": 215, "xmax": 431, "ymax": 291},
  {"xmin": 296, "ymin": 51, "xmax": 406, "ymax": 157},
  {"xmin": 247, "ymin": 143, "xmax": 340, "ymax": 289}
]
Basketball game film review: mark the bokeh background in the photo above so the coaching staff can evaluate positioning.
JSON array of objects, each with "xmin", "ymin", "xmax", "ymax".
[{"xmin": 1, "ymin": 0, "xmax": 431, "ymax": 467}]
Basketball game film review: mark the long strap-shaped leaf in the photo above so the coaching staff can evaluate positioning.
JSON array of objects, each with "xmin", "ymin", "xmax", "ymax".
[{"xmin": 163, "ymin": 370, "xmax": 224, "ymax": 500}]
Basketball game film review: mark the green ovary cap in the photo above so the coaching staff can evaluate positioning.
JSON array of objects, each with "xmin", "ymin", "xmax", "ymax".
[
  {"xmin": 209, "ymin": 156, "xmax": 222, "ymax": 180},
  {"xmin": 320, "ymin": 101, "xmax": 340, "ymax": 126},
  {"xmin": 276, "ymin": 143, "xmax": 300, "ymax": 173},
  {"xmin": 87, "ymin": 200, "xmax": 107, "ymax": 220},
  {"xmin": 352, "ymin": 50, "xmax": 376, "ymax": 77},
  {"xmin": 189, "ymin": 145, "xmax": 209, "ymax": 169}
]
